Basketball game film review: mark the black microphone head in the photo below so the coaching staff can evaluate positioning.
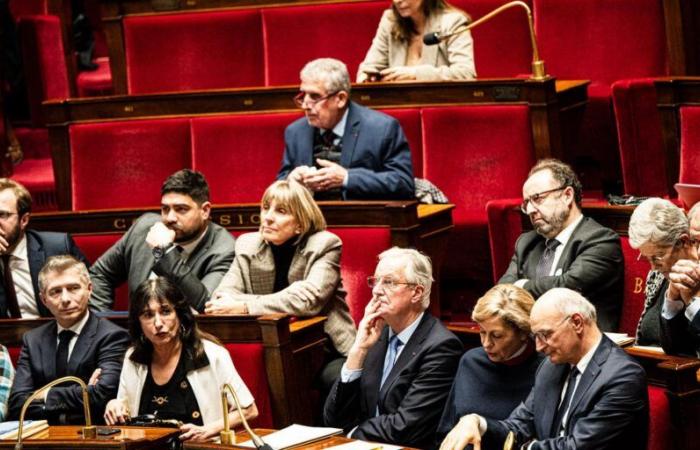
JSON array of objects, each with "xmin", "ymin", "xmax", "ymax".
[{"xmin": 423, "ymin": 32, "xmax": 441, "ymax": 46}]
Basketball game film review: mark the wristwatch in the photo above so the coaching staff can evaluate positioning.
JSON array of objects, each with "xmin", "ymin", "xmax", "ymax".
[{"xmin": 152, "ymin": 244, "xmax": 173, "ymax": 261}]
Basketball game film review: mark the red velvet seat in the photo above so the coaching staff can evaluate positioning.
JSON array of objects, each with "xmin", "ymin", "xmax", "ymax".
[
  {"xmin": 647, "ymin": 385, "xmax": 672, "ymax": 450},
  {"xmin": 486, "ymin": 198, "xmax": 523, "ymax": 283},
  {"xmin": 123, "ymin": 10, "xmax": 264, "ymax": 94},
  {"xmin": 612, "ymin": 78, "xmax": 668, "ymax": 197},
  {"xmin": 618, "ymin": 236, "xmax": 650, "ymax": 337},
  {"xmin": 329, "ymin": 227, "xmax": 392, "ymax": 325},
  {"xmin": 9, "ymin": 0, "xmax": 47, "ymax": 17},
  {"xmin": 379, "ymin": 108, "xmax": 423, "ymax": 177},
  {"xmin": 422, "ymin": 106, "xmax": 534, "ymax": 312},
  {"xmin": 11, "ymin": 127, "xmax": 56, "ymax": 211},
  {"xmin": 191, "ymin": 113, "xmax": 300, "ymax": 204},
  {"xmin": 69, "ymin": 118, "xmax": 192, "ymax": 210},
  {"xmin": 451, "ymin": 0, "xmax": 532, "ymax": 77},
  {"xmin": 262, "ymin": 2, "xmax": 385, "ymax": 86},
  {"xmin": 224, "ymin": 343, "xmax": 273, "ymax": 428},
  {"xmin": 73, "ymin": 234, "xmax": 129, "ymax": 311},
  {"xmin": 679, "ymin": 106, "xmax": 700, "ymax": 184}
]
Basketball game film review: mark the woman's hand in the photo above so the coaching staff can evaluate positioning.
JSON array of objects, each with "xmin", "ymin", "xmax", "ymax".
[
  {"xmin": 380, "ymin": 66, "xmax": 418, "ymax": 81},
  {"xmin": 205, "ymin": 292, "xmax": 249, "ymax": 315},
  {"xmin": 104, "ymin": 399, "xmax": 130, "ymax": 425},
  {"xmin": 179, "ymin": 423, "xmax": 217, "ymax": 442}
]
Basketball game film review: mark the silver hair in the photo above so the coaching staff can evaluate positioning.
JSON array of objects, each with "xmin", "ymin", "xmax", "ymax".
[
  {"xmin": 300, "ymin": 58, "xmax": 351, "ymax": 94},
  {"xmin": 377, "ymin": 247, "xmax": 433, "ymax": 310},
  {"xmin": 38, "ymin": 255, "xmax": 90, "ymax": 292},
  {"xmin": 628, "ymin": 198, "xmax": 688, "ymax": 249},
  {"xmin": 688, "ymin": 201, "xmax": 700, "ymax": 225},
  {"xmin": 535, "ymin": 288, "xmax": 597, "ymax": 324}
]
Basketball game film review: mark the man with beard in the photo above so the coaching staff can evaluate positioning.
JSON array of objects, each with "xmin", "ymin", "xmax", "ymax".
[
  {"xmin": 0, "ymin": 179, "xmax": 87, "ymax": 318},
  {"xmin": 89, "ymin": 169, "xmax": 235, "ymax": 312},
  {"xmin": 499, "ymin": 159, "xmax": 623, "ymax": 331}
]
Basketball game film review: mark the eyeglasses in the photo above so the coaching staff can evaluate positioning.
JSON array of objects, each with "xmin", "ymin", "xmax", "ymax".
[
  {"xmin": 293, "ymin": 90, "xmax": 338, "ymax": 108},
  {"xmin": 637, "ymin": 241, "xmax": 683, "ymax": 265},
  {"xmin": 530, "ymin": 315, "xmax": 570, "ymax": 344},
  {"xmin": 520, "ymin": 186, "xmax": 567, "ymax": 214},
  {"xmin": 367, "ymin": 276, "xmax": 416, "ymax": 290},
  {"xmin": 0, "ymin": 211, "xmax": 18, "ymax": 221}
]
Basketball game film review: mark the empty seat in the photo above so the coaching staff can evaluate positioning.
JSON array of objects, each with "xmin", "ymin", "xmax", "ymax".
[
  {"xmin": 379, "ymin": 108, "xmax": 423, "ymax": 177},
  {"xmin": 262, "ymin": 2, "xmax": 385, "ymax": 86},
  {"xmin": 123, "ymin": 9, "xmax": 264, "ymax": 94},
  {"xmin": 224, "ymin": 343, "xmax": 273, "ymax": 428},
  {"xmin": 72, "ymin": 234, "xmax": 129, "ymax": 311},
  {"xmin": 69, "ymin": 118, "xmax": 192, "ymax": 210},
  {"xmin": 679, "ymin": 106, "xmax": 700, "ymax": 184},
  {"xmin": 486, "ymin": 198, "xmax": 523, "ymax": 283}
]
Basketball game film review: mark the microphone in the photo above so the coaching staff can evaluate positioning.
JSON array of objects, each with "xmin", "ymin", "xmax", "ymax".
[
  {"xmin": 422, "ymin": 0, "xmax": 547, "ymax": 80},
  {"xmin": 220, "ymin": 383, "xmax": 274, "ymax": 450}
]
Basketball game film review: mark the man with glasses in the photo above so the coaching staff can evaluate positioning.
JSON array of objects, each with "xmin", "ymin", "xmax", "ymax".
[
  {"xmin": 323, "ymin": 247, "xmax": 462, "ymax": 449},
  {"xmin": 499, "ymin": 159, "xmax": 623, "ymax": 331},
  {"xmin": 440, "ymin": 288, "xmax": 648, "ymax": 450},
  {"xmin": 277, "ymin": 58, "xmax": 414, "ymax": 200},
  {"xmin": 0, "ymin": 178, "xmax": 88, "ymax": 318}
]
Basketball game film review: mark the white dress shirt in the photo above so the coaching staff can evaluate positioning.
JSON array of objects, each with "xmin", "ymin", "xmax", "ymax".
[{"xmin": 8, "ymin": 234, "xmax": 40, "ymax": 318}]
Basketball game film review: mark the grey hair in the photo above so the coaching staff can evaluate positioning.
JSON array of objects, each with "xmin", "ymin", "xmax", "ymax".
[
  {"xmin": 378, "ymin": 247, "xmax": 433, "ymax": 310},
  {"xmin": 688, "ymin": 201, "xmax": 700, "ymax": 225},
  {"xmin": 535, "ymin": 288, "xmax": 597, "ymax": 324},
  {"xmin": 38, "ymin": 255, "xmax": 90, "ymax": 292},
  {"xmin": 300, "ymin": 58, "xmax": 351, "ymax": 95},
  {"xmin": 628, "ymin": 198, "xmax": 688, "ymax": 249}
]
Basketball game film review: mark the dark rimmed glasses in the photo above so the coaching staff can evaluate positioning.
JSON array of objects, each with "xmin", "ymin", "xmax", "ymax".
[
  {"xmin": 520, "ymin": 186, "xmax": 567, "ymax": 213},
  {"xmin": 293, "ymin": 90, "xmax": 338, "ymax": 108}
]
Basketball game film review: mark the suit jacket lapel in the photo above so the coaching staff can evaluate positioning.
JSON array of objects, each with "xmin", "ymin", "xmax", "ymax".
[
  {"xmin": 544, "ymin": 363, "xmax": 569, "ymax": 437},
  {"xmin": 302, "ymin": 124, "xmax": 316, "ymax": 166},
  {"xmin": 68, "ymin": 314, "xmax": 98, "ymax": 374},
  {"xmin": 554, "ymin": 217, "xmax": 588, "ymax": 272},
  {"xmin": 27, "ymin": 232, "xmax": 44, "ymax": 299},
  {"xmin": 186, "ymin": 224, "xmax": 215, "ymax": 268},
  {"xmin": 565, "ymin": 338, "xmax": 609, "ymax": 427},
  {"xmin": 379, "ymin": 314, "xmax": 431, "ymax": 400},
  {"xmin": 250, "ymin": 241, "xmax": 275, "ymax": 294},
  {"xmin": 42, "ymin": 322, "xmax": 59, "ymax": 381},
  {"xmin": 522, "ymin": 236, "xmax": 546, "ymax": 280},
  {"xmin": 340, "ymin": 103, "xmax": 361, "ymax": 168},
  {"xmin": 365, "ymin": 328, "xmax": 389, "ymax": 414}
]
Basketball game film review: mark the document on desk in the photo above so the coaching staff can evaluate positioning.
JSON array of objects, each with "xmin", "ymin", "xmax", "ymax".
[
  {"xmin": 325, "ymin": 441, "xmax": 403, "ymax": 450},
  {"xmin": 237, "ymin": 424, "xmax": 343, "ymax": 449}
]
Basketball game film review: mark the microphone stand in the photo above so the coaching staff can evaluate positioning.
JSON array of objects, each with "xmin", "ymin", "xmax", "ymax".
[
  {"xmin": 15, "ymin": 376, "xmax": 97, "ymax": 450},
  {"xmin": 219, "ymin": 383, "xmax": 273, "ymax": 449},
  {"xmin": 424, "ymin": 0, "xmax": 546, "ymax": 80}
]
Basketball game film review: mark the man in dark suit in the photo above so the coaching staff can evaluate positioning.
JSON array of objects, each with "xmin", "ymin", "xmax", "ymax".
[
  {"xmin": 89, "ymin": 169, "xmax": 235, "ymax": 312},
  {"xmin": 8, "ymin": 255, "xmax": 129, "ymax": 424},
  {"xmin": 499, "ymin": 159, "xmax": 623, "ymax": 331},
  {"xmin": 0, "ymin": 178, "xmax": 88, "ymax": 318},
  {"xmin": 323, "ymin": 247, "xmax": 462, "ymax": 449},
  {"xmin": 439, "ymin": 288, "xmax": 648, "ymax": 450},
  {"xmin": 277, "ymin": 58, "xmax": 414, "ymax": 200}
]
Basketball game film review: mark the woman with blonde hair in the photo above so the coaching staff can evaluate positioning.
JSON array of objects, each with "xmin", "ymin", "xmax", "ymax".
[
  {"xmin": 206, "ymin": 180, "xmax": 356, "ymax": 387},
  {"xmin": 437, "ymin": 284, "xmax": 543, "ymax": 450}
]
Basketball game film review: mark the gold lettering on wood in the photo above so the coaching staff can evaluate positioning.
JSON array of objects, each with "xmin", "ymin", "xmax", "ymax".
[
  {"xmin": 633, "ymin": 277, "xmax": 644, "ymax": 294},
  {"xmin": 473, "ymin": 91, "xmax": 484, "ymax": 98},
  {"xmin": 113, "ymin": 218, "xmax": 127, "ymax": 230},
  {"xmin": 244, "ymin": 99, "xmax": 254, "ymax": 106}
]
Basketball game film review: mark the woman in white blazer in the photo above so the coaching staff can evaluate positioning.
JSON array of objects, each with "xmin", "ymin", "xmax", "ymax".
[
  {"xmin": 104, "ymin": 277, "xmax": 257, "ymax": 442},
  {"xmin": 357, "ymin": 0, "xmax": 476, "ymax": 82}
]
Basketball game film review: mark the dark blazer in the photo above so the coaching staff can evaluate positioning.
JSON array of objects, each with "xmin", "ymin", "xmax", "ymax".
[
  {"xmin": 323, "ymin": 313, "xmax": 463, "ymax": 449},
  {"xmin": 1, "ymin": 229, "xmax": 89, "ymax": 318},
  {"xmin": 89, "ymin": 213, "xmax": 235, "ymax": 312},
  {"xmin": 660, "ymin": 299, "xmax": 700, "ymax": 357},
  {"xmin": 499, "ymin": 216, "xmax": 623, "ymax": 331},
  {"xmin": 8, "ymin": 312, "xmax": 130, "ymax": 424},
  {"xmin": 277, "ymin": 101, "xmax": 415, "ymax": 200},
  {"xmin": 483, "ymin": 335, "xmax": 648, "ymax": 450}
]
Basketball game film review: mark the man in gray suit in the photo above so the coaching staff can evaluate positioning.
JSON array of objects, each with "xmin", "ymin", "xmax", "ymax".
[
  {"xmin": 89, "ymin": 169, "xmax": 235, "ymax": 312},
  {"xmin": 499, "ymin": 159, "xmax": 623, "ymax": 331},
  {"xmin": 439, "ymin": 288, "xmax": 648, "ymax": 450}
]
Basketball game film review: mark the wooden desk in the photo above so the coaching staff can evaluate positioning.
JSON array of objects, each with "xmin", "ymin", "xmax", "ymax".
[
  {"xmin": 43, "ymin": 79, "xmax": 587, "ymax": 210},
  {"xmin": 0, "ymin": 426, "xmax": 178, "ymax": 449},
  {"xmin": 184, "ymin": 428, "xmax": 419, "ymax": 450}
]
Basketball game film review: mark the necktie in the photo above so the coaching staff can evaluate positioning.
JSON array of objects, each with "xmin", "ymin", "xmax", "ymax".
[
  {"xmin": 322, "ymin": 131, "xmax": 337, "ymax": 147},
  {"xmin": 1, "ymin": 255, "xmax": 20, "ymax": 318},
  {"xmin": 380, "ymin": 335, "xmax": 402, "ymax": 388},
  {"xmin": 56, "ymin": 330, "xmax": 75, "ymax": 378},
  {"xmin": 536, "ymin": 239, "xmax": 561, "ymax": 278},
  {"xmin": 553, "ymin": 366, "xmax": 580, "ymax": 434}
]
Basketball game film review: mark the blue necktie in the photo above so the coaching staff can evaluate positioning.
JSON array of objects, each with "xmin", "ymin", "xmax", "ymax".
[{"xmin": 380, "ymin": 335, "xmax": 402, "ymax": 388}]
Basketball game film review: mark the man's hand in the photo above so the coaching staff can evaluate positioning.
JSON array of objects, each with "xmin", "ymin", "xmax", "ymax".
[
  {"xmin": 288, "ymin": 165, "xmax": 313, "ymax": 184},
  {"xmin": 303, "ymin": 159, "xmax": 347, "ymax": 192},
  {"xmin": 88, "ymin": 368, "xmax": 102, "ymax": 386},
  {"xmin": 204, "ymin": 292, "xmax": 249, "ymax": 315},
  {"xmin": 439, "ymin": 414, "xmax": 483, "ymax": 450},
  {"xmin": 345, "ymin": 297, "xmax": 385, "ymax": 370},
  {"xmin": 0, "ymin": 230, "xmax": 10, "ymax": 255},
  {"xmin": 668, "ymin": 259, "xmax": 700, "ymax": 305},
  {"xmin": 145, "ymin": 222, "xmax": 176, "ymax": 249},
  {"xmin": 380, "ymin": 66, "xmax": 418, "ymax": 81}
]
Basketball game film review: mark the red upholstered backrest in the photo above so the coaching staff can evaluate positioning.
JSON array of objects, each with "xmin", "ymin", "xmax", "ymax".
[
  {"xmin": 534, "ymin": 0, "xmax": 668, "ymax": 85},
  {"xmin": 450, "ymin": 0, "xmax": 531, "ymax": 77},
  {"xmin": 262, "ymin": 2, "xmax": 385, "ymax": 86},
  {"xmin": 647, "ymin": 385, "xmax": 671, "ymax": 450},
  {"xmin": 486, "ymin": 199, "xmax": 523, "ymax": 283},
  {"xmin": 191, "ymin": 113, "xmax": 301, "ymax": 204},
  {"xmin": 123, "ymin": 10, "xmax": 264, "ymax": 94},
  {"xmin": 9, "ymin": 0, "xmax": 47, "ymax": 17},
  {"xmin": 422, "ymin": 105, "xmax": 534, "ymax": 222},
  {"xmin": 223, "ymin": 343, "xmax": 273, "ymax": 428},
  {"xmin": 73, "ymin": 234, "xmax": 130, "ymax": 311},
  {"xmin": 679, "ymin": 106, "xmax": 700, "ymax": 184},
  {"xmin": 329, "ymin": 227, "xmax": 392, "ymax": 325},
  {"xmin": 619, "ymin": 236, "xmax": 649, "ymax": 336},
  {"xmin": 69, "ymin": 118, "xmax": 192, "ymax": 210},
  {"xmin": 17, "ymin": 15, "xmax": 70, "ymax": 125},
  {"xmin": 379, "ymin": 108, "xmax": 423, "ymax": 177},
  {"xmin": 7, "ymin": 345, "xmax": 21, "ymax": 366},
  {"xmin": 612, "ymin": 78, "xmax": 668, "ymax": 197}
]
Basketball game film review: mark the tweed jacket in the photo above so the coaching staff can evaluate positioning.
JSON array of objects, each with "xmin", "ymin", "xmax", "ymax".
[
  {"xmin": 357, "ymin": 8, "xmax": 476, "ymax": 82},
  {"xmin": 214, "ymin": 231, "xmax": 356, "ymax": 355}
]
